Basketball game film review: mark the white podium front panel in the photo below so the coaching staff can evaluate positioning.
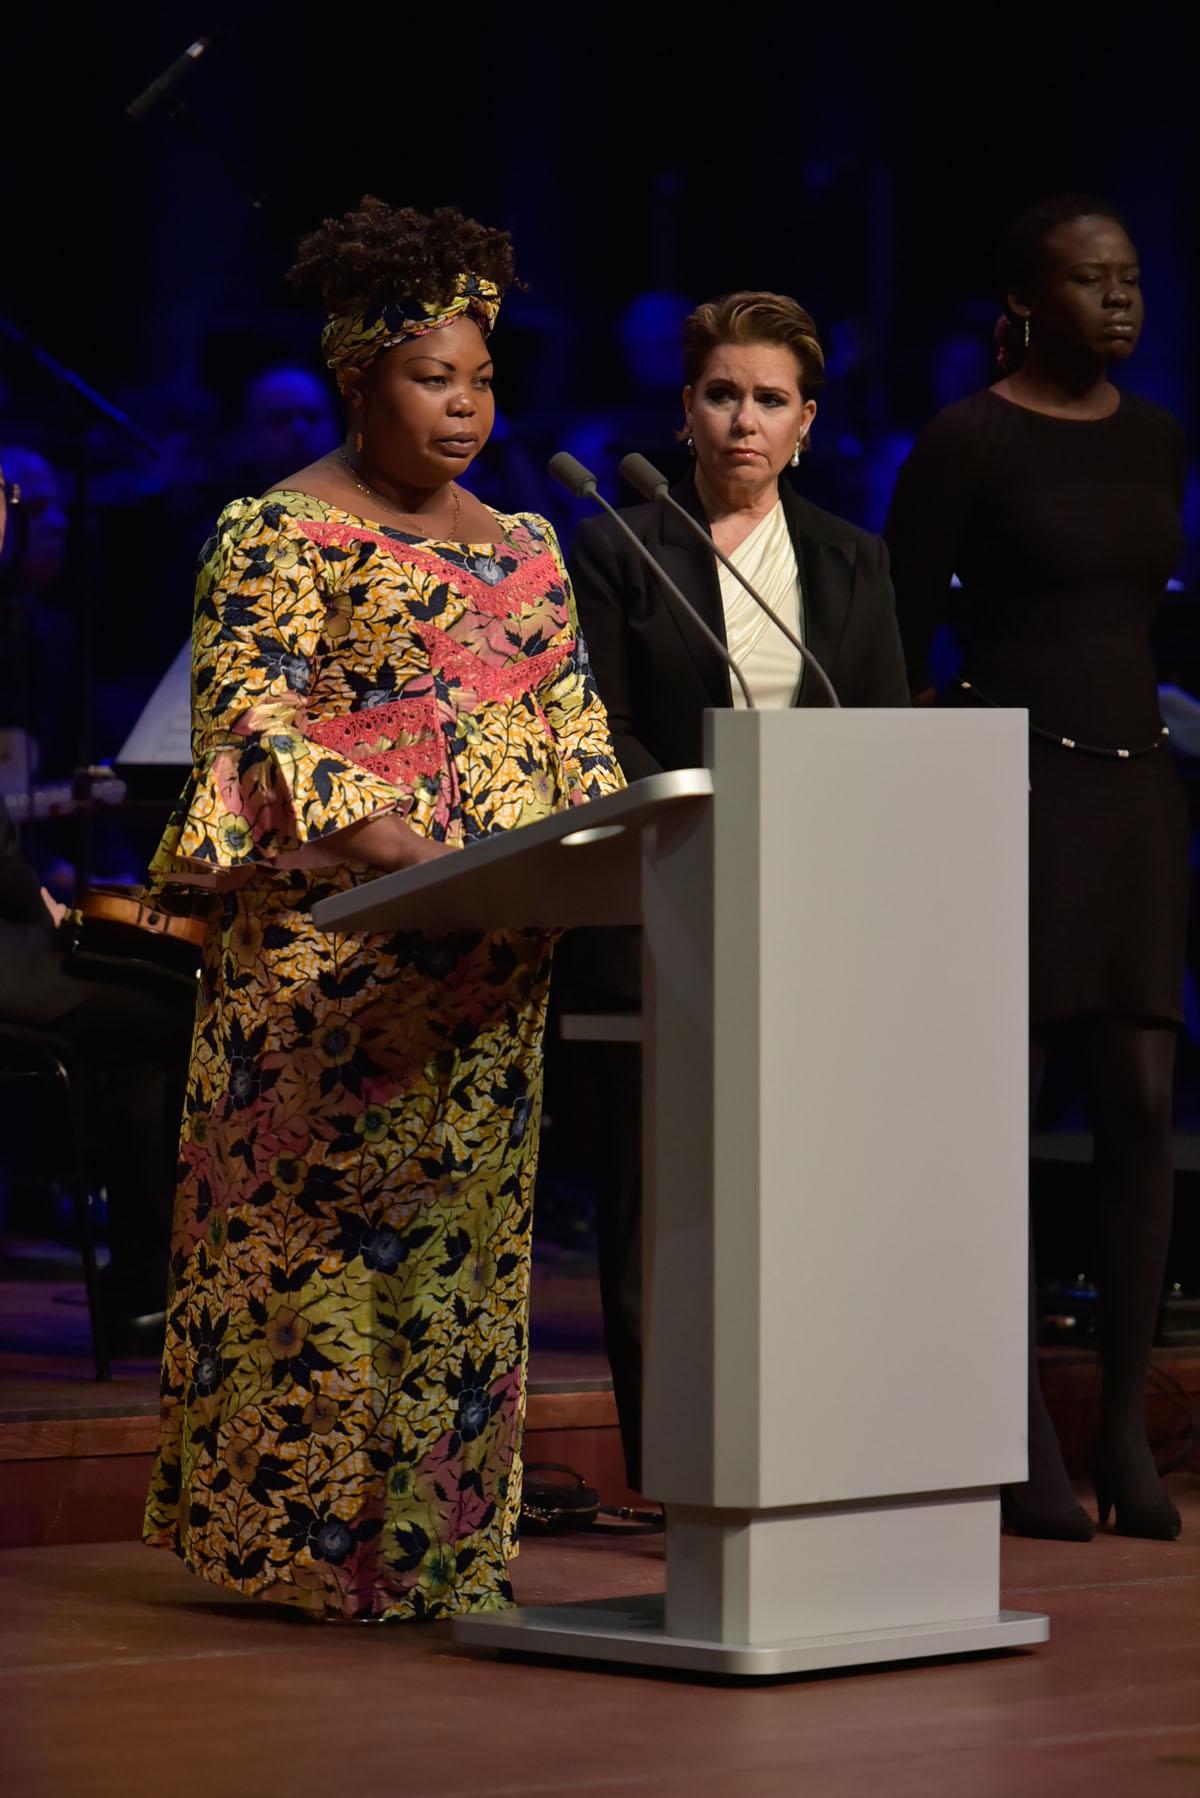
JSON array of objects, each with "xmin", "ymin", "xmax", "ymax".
[{"xmin": 643, "ymin": 709, "xmax": 1029, "ymax": 1511}]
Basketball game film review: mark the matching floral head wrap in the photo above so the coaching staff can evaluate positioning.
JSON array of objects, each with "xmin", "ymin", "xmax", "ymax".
[{"xmin": 321, "ymin": 271, "xmax": 502, "ymax": 379}]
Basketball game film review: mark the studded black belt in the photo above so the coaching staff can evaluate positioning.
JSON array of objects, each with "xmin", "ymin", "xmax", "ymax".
[{"xmin": 959, "ymin": 681, "xmax": 1169, "ymax": 760}]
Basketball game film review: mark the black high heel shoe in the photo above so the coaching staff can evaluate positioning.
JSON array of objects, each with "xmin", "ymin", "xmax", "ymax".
[
  {"xmin": 1089, "ymin": 1449, "xmax": 1182, "ymax": 1541},
  {"xmin": 1000, "ymin": 1484, "xmax": 1095, "ymax": 1542}
]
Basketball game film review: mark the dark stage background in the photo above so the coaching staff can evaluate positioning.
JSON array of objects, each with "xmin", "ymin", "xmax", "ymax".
[{"xmin": 2, "ymin": 10, "xmax": 1199, "ymax": 1310}]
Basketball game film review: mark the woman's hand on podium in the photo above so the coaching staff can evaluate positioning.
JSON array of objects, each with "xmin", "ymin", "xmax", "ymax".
[{"xmin": 335, "ymin": 811, "xmax": 457, "ymax": 873}]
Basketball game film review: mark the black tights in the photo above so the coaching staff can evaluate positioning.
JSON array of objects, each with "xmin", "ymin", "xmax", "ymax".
[{"xmin": 1019, "ymin": 1020, "xmax": 1175, "ymax": 1513}]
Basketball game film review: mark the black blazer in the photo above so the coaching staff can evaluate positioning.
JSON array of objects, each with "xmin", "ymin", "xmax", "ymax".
[{"xmin": 569, "ymin": 471, "xmax": 910, "ymax": 780}]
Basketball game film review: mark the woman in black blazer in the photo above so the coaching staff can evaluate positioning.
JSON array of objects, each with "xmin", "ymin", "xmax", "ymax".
[
  {"xmin": 565, "ymin": 292, "xmax": 908, "ymax": 1485},
  {"xmin": 569, "ymin": 291, "xmax": 908, "ymax": 780}
]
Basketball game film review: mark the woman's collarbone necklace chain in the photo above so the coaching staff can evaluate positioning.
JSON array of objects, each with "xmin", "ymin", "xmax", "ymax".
[{"xmin": 340, "ymin": 451, "xmax": 462, "ymax": 539}]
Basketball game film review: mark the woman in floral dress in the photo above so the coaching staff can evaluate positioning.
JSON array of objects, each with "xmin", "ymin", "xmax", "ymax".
[{"xmin": 144, "ymin": 199, "xmax": 623, "ymax": 1620}]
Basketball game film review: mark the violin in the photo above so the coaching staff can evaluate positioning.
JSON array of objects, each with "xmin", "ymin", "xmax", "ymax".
[{"xmin": 66, "ymin": 884, "xmax": 206, "ymax": 996}]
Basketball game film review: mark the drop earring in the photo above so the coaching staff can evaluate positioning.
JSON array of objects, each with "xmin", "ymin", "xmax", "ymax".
[
  {"xmin": 686, "ymin": 433, "xmax": 694, "ymax": 453},
  {"xmin": 791, "ymin": 437, "xmax": 804, "ymax": 467},
  {"xmin": 354, "ymin": 430, "xmax": 364, "ymax": 455},
  {"xmin": 1023, "ymin": 317, "xmax": 1031, "ymax": 352}
]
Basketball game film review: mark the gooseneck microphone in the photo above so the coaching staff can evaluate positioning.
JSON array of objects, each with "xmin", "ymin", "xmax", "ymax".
[
  {"xmin": 126, "ymin": 37, "xmax": 213, "ymax": 124},
  {"xmin": 548, "ymin": 452, "xmax": 757, "ymax": 712},
  {"xmin": 618, "ymin": 453, "xmax": 842, "ymax": 710}
]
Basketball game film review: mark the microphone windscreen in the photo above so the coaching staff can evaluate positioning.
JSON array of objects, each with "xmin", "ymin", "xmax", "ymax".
[
  {"xmin": 548, "ymin": 451, "xmax": 597, "ymax": 498},
  {"xmin": 619, "ymin": 453, "xmax": 669, "ymax": 499}
]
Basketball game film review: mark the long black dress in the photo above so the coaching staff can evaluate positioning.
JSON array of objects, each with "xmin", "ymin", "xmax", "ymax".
[{"xmin": 885, "ymin": 388, "xmax": 1189, "ymax": 1027}]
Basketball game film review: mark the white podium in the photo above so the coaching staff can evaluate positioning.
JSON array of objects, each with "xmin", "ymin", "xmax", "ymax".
[{"xmin": 313, "ymin": 710, "xmax": 1048, "ymax": 1676}]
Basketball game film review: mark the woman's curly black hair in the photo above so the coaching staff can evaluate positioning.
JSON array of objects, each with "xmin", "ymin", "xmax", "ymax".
[{"xmin": 287, "ymin": 197, "xmax": 518, "ymax": 315}]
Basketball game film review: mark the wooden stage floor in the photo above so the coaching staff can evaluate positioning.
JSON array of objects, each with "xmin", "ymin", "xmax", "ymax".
[
  {"xmin": 2, "ymin": 1243, "xmax": 1199, "ymax": 1793},
  {"xmin": 2, "ymin": 1481, "xmax": 1198, "ymax": 1798}
]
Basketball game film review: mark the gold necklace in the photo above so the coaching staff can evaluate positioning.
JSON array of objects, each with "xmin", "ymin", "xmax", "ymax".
[{"xmin": 340, "ymin": 451, "xmax": 462, "ymax": 539}]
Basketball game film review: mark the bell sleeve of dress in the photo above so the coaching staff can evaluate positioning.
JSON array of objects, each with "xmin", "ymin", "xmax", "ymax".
[
  {"xmin": 883, "ymin": 406, "xmax": 981, "ymax": 697},
  {"xmin": 151, "ymin": 499, "xmax": 406, "ymax": 880},
  {"xmin": 532, "ymin": 518, "xmax": 626, "ymax": 808}
]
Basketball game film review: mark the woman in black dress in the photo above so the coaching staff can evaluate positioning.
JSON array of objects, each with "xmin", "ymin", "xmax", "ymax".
[{"xmin": 886, "ymin": 196, "xmax": 1187, "ymax": 1542}]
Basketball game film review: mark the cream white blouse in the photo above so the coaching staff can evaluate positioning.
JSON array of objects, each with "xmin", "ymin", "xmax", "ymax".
[{"xmin": 717, "ymin": 501, "xmax": 804, "ymax": 709}]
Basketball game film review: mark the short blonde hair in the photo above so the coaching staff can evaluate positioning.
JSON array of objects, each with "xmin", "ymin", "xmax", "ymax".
[{"xmin": 683, "ymin": 291, "xmax": 826, "ymax": 396}]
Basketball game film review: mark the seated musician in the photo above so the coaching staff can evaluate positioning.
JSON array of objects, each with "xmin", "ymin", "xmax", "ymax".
[{"xmin": 0, "ymin": 460, "xmax": 193, "ymax": 1351}]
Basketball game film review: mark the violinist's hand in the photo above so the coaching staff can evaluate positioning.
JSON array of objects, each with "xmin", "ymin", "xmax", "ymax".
[{"xmin": 41, "ymin": 886, "xmax": 68, "ymax": 928}]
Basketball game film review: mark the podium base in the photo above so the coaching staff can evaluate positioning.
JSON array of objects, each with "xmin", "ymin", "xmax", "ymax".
[{"xmin": 451, "ymin": 1593, "xmax": 1049, "ymax": 1678}]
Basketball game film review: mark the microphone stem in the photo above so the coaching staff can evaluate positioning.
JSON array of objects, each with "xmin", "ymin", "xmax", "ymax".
[
  {"xmin": 658, "ymin": 489, "xmax": 841, "ymax": 710},
  {"xmin": 585, "ymin": 487, "xmax": 757, "ymax": 711}
]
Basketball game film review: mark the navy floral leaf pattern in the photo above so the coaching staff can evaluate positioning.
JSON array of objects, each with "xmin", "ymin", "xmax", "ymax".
[{"xmin": 145, "ymin": 492, "xmax": 623, "ymax": 1621}]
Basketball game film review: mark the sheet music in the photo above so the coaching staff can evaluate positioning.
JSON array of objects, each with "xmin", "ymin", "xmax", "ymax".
[{"xmin": 118, "ymin": 637, "xmax": 192, "ymax": 765}]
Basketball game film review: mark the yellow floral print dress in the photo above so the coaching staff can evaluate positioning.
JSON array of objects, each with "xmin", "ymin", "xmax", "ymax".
[{"xmin": 143, "ymin": 492, "xmax": 623, "ymax": 1619}]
